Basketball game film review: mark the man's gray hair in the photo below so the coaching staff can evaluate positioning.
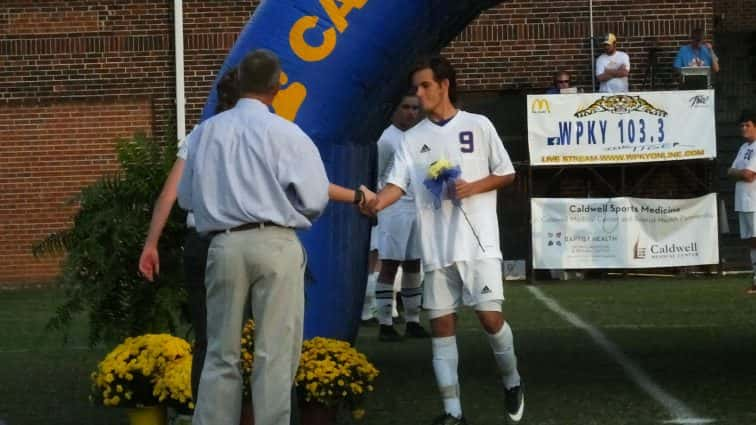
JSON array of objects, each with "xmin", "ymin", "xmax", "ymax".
[{"xmin": 238, "ymin": 49, "xmax": 281, "ymax": 95}]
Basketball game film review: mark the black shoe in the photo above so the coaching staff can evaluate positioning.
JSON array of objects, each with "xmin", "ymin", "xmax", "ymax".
[
  {"xmin": 360, "ymin": 318, "xmax": 379, "ymax": 327},
  {"xmin": 431, "ymin": 413, "xmax": 467, "ymax": 425},
  {"xmin": 404, "ymin": 322, "xmax": 431, "ymax": 338},
  {"xmin": 505, "ymin": 384, "xmax": 525, "ymax": 422},
  {"xmin": 378, "ymin": 325, "xmax": 402, "ymax": 342}
]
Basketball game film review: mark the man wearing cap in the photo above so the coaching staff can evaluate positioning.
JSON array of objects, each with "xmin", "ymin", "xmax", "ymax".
[
  {"xmin": 595, "ymin": 32, "xmax": 630, "ymax": 93},
  {"xmin": 674, "ymin": 28, "xmax": 720, "ymax": 73}
]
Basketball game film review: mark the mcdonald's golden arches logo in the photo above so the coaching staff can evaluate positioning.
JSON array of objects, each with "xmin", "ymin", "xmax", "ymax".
[{"xmin": 531, "ymin": 98, "xmax": 551, "ymax": 113}]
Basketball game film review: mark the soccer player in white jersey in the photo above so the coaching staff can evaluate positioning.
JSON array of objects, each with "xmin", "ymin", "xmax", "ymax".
[
  {"xmin": 365, "ymin": 55, "xmax": 524, "ymax": 424},
  {"xmin": 728, "ymin": 110, "xmax": 756, "ymax": 294},
  {"xmin": 373, "ymin": 93, "xmax": 430, "ymax": 341}
]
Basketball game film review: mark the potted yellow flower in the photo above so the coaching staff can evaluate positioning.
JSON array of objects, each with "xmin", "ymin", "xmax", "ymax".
[
  {"xmin": 240, "ymin": 319, "xmax": 255, "ymax": 425},
  {"xmin": 295, "ymin": 337, "xmax": 379, "ymax": 424},
  {"xmin": 153, "ymin": 355, "xmax": 194, "ymax": 425},
  {"xmin": 90, "ymin": 333, "xmax": 192, "ymax": 425}
]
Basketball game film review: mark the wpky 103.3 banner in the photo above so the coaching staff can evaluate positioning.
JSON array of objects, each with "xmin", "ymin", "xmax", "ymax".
[
  {"xmin": 531, "ymin": 194, "xmax": 719, "ymax": 269},
  {"xmin": 527, "ymin": 90, "xmax": 716, "ymax": 166}
]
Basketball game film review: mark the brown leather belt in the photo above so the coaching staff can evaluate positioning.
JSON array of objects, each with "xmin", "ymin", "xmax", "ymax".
[{"xmin": 209, "ymin": 222, "xmax": 278, "ymax": 238}]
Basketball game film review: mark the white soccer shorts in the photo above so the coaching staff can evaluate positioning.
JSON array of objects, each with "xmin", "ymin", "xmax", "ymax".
[
  {"xmin": 369, "ymin": 224, "xmax": 380, "ymax": 251},
  {"xmin": 738, "ymin": 211, "xmax": 756, "ymax": 239},
  {"xmin": 422, "ymin": 258, "xmax": 504, "ymax": 312},
  {"xmin": 377, "ymin": 206, "xmax": 422, "ymax": 261}
]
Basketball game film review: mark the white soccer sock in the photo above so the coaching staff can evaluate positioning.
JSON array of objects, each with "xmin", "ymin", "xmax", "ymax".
[
  {"xmin": 375, "ymin": 281, "xmax": 394, "ymax": 325},
  {"xmin": 750, "ymin": 249, "xmax": 756, "ymax": 280},
  {"xmin": 487, "ymin": 322, "xmax": 521, "ymax": 389},
  {"xmin": 400, "ymin": 272, "xmax": 423, "ymax": 323},
  {"xmin": 393, "ymin": 268, "xmax": 403, "ymax": 317},
  {"xmin": 361, "ymin": 272, "xmax": 378, "ymax": 320},
  {"xmin": 432, "ymin": 336, "xmax": 462, "ymax": 418}
]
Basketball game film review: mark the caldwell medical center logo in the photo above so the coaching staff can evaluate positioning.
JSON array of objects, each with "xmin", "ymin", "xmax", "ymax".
[{"xmin": 633, "ymin": 238, "xmax": 700, "ymax": 260}]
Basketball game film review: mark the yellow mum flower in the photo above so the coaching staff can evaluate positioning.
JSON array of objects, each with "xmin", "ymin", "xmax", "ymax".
[
  {"xmin": 427, "ymin": 158, "xmax": 454, "ymax": 179},
  {"xmin": 352, "ymin": 408, "xmax": 366, "ymax": 420},
  {"xmin": 90, "ymin": 334, "xmax": 192, "ymax": 409}
]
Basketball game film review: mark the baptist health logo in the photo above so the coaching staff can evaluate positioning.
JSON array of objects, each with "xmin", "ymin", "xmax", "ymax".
[
  {"xmin": 531, "ymin": 98, "xmax": 551, "ymax": 114},
  {"xmin": 547, "ymin": 232, "xmax": 562, "ymax": 247}
]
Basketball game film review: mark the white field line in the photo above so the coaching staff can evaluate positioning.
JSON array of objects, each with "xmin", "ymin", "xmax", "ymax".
[{"xmin": 526, "ymin": 285, "xmax": 716, "ymax": 425}]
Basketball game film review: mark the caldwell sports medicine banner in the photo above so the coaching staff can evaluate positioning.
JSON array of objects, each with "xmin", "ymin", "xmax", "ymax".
[
  {"xmin": 531, "ymin": 194, "xmax": 718, "ymax": 269},
  {"xmin": 527, "ymin": 90, "xmax": 716, "ymax": 166}
]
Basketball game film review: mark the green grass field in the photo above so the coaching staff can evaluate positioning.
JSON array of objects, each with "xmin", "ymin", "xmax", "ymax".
[{"xmin": 2, "ymin": 277, "xmax": 755, "ymax": 425}]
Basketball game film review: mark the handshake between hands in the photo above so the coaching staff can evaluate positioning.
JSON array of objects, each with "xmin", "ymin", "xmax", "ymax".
[
  {"xmin": 356, "ymin": 185, "xmax": 378, "ymax": 216},
  {"xmin": 354, "ymin": 178, "xmax": 474, "ymax": 217}
]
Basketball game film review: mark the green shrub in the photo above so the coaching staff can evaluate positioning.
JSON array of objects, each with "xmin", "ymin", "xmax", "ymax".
[{"xmin": 33, "ymin": 131, "xmax": 187, "ymax": 346}]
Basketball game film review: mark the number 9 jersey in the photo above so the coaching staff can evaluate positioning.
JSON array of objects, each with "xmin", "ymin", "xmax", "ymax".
[{"xmin": 385, "ymin": 110, "xmax": 515, "ymax": 271}]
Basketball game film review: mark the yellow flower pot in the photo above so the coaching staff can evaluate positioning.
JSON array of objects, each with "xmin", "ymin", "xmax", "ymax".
[
  {"xmin": 127, "ymin": 405, "xmax": 167, "ymax": 425},
  {"xmin": 167, "ymin": 407, "xmax": 194, "ymax": 425}
]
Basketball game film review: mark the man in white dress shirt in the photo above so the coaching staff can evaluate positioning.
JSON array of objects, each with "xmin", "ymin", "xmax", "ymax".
[{"xmin": 179, "ymin": 49, "xmax": 330, "ymax": 425}]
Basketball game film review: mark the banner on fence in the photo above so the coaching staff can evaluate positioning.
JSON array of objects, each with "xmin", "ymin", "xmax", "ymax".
[
  {"xmin": 531, "ymin": 194, "xmax": 719, "ymax": 269},
  {"xmin": 527, "ymin": 90, "xmax": 716, "ymax": 166}
]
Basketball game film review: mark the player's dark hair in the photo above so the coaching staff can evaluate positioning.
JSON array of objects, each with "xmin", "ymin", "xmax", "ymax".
[
  {"xmin": 740, "ymin": 110, "xmax": 756, "ymax": 125},
  {"xmin": 411, "ymin": 55, "xmax": 457, "ymax": 104},
  {"xmin": 215, "ymin": 68, "xmax": 240, "ymax": 114}
]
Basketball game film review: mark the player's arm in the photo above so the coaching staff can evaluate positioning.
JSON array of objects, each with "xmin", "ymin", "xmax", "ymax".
[
  {"xmin": 139, "ymin": 158, "xmax": 184, "ymax": 282},
  {"xmin": 455, "ymin": 173, "xmax": 515, "ymax": 199},
  {"xmin": 368, "ymin": 183, "xmax": 404, "ymax": 214},
  {"xmin": 728, "ymin": 167, "xmax": 756, "ymax": 182},
  {"xmin": 328, "ymin": 183, "xmax": 374, "ymax": 206},
  {"xmin": 367, "ymin": 136, "xmax": 410, "ymax": 214}
]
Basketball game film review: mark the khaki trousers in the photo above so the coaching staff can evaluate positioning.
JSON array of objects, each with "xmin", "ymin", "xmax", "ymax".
[{"xmin": 193, "ymin": 226, "xmax": 305, "ymax": 425}]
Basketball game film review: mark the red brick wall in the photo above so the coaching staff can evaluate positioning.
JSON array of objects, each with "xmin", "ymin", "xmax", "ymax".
[
  {"xmin": 182, "ymin": 0, "xmax": 261, "ymax": 128},
  {"xmin": 444, "ymin": 0, "xmax": 714, "ymax": 92},
  {"xmin": 0, "ymin": 0, "xmax": 742, "ymax": 284},
  {"xmin": 0, "ymin": 1, "xmax": 252, "ymax": 284},
  {"xmin": 715, "ymin": 0, "xmax": 756, "ymax": 32},
  {"xmin": 0, "ymin": 99, "xmax": 152, "ymax": 283}
]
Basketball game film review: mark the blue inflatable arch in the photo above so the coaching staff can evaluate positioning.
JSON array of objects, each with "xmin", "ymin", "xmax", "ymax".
[{"xmin": 200, "ymin": 0, "xmax": 505, "ymax": 341}]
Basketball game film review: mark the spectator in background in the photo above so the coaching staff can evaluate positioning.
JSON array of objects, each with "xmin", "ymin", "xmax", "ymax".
[
  {"xmin": 596, "ymin": 33, "xmax": 630, "ymax": 93},
  {"xmin": 373, "ymin": 93, "xmax": 428, "ymax": 341},
  {"xmin": 674, "ymin": 28, "xmax": 720, "ymax": 74},
  {"xmin": 727, "ymin": 110, "xmax": 756, "ymax": 295},
  {"xmin": 546, "ymin": 70, "xmax": 572, "ymax": 94}
]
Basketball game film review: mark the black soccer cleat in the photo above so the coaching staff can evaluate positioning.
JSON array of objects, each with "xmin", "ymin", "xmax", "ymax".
[
  {"xmin": 431, "ymin": 413, "xmax": 467, "ymax": 425},
  {"xmin": 360, "ymin": 317, "xmax": 379, "ymax": 327},
  {"xmin": 378, "ymin": 324, "xmax": 403, "ymax": 342},
  {"xmin": 505, "ymin": 384, "xmax": 525, "ymax": 422},
  {"xmin": 404, "ymin": 322, "xmax": 431, "ymax": 338}
]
